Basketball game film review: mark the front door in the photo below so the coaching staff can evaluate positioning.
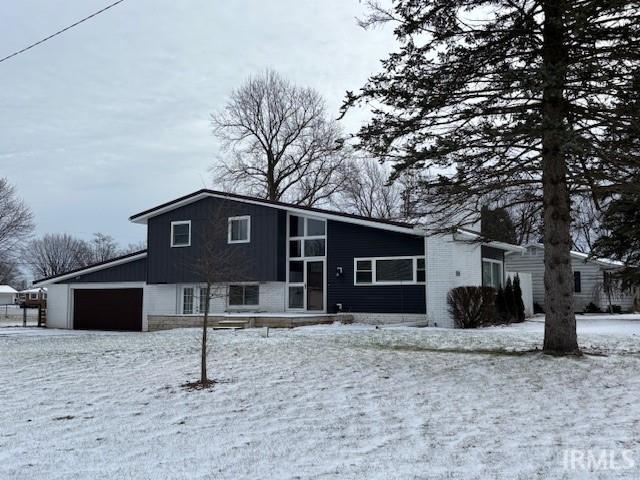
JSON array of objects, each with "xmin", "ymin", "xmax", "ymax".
[
  {"xmin": 306, "ymin": 261, "xmax": 324, "ymax": 311},
  {"xmin": 287, "ymin": 260, "xmax": 324, "ymax": 311}
]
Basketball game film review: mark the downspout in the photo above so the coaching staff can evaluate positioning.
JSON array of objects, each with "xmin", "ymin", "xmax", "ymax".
[{"xmin": 415, "ymin": 225, "xmax": 429, "ymax": 326}]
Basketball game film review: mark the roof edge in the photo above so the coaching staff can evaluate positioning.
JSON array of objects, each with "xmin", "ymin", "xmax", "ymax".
[
  {"xmin": 33, "ymin": 250, "xmax": 147, "ymax": 287},
  {"xmin": 128, "ymin": 189, "xmax": 421, "ymax": 234}
]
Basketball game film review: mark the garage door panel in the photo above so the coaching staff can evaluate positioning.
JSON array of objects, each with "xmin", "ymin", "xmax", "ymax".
[{"xmin": 73, "ymin": 288, "xmax": 142, "ymax": 331}]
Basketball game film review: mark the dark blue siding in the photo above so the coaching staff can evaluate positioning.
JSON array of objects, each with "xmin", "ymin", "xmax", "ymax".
[
  {"xmin": 147, "ymin": 197, "xmax": 286, "ymax": 284},
  {"xmin": 481, "ymin": 245, "xmax": 505, "ymax": 262},
  {"xmin": 326, "ymin": 221, "xmax": 425, "ymax": 314},
  {"xmin": 60, "ymin": 257, "xmax": 147, "ymax": 283}
]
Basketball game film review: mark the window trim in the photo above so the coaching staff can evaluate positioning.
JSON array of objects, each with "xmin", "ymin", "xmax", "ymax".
[
  {"xmin": 227, "ymin": 284, "xmax": 260, "ymax": 307},
  {"xmin": 182, "ymin": 286, "xmax": 195, "ymax": 314},
  {"xmin": 227, "ymin": 215, "xmax": 251, "ymax": 244},
  {"xmin": 170, "ymin": 220, "xmax": 191, "ymax": 248},
  {"xmin": 482, "ymin": 258, "xmax": 504, "ymax": 289},
  {"xmin": 353, "ymin": 256, "xmax": 425, "ymax": 286}
]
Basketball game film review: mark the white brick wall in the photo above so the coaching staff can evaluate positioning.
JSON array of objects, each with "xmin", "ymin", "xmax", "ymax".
[
  {"xmin": 166, "ymin": 282, "xmax": 287, "ymax": 315},
  {"xmin": 425, "ymin": 234, "xmax": 482, "ymax": 328}
]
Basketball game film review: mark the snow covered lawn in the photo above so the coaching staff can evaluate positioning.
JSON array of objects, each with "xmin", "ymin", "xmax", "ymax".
[{"xmin": 1, "ymin": 317, "xmax": 640, "ymax": 479}]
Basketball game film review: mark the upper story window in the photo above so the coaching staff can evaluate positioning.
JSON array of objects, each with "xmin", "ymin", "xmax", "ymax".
[
  {"xmin": 574, "ymin": 271, "xmax": 582, "ymax": 293},
  {"xmin": 228, "ymin": 216, "xmax": 251, "ymax": 244},
  {"xmin": 288, "ymin": 215, "xmax": 326, "ymax": 259},
  {"xmin": 171, "ymin": 221, "xmax": 191, "ymax": 247}
]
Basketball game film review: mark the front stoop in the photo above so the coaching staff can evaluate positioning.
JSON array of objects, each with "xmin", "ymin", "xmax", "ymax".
[{"xmin": 147, "ymin": 314, "xmax": 354, "ymax": 332}]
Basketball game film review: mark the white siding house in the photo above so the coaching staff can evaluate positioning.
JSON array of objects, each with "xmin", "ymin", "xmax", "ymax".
[
  {"xmin": 0, "ymin": 285, "xmax": 17, "ymax": 305},
  {"xmin": 505, "ymin": 244, "xmax": 638, "ymax": 313}
]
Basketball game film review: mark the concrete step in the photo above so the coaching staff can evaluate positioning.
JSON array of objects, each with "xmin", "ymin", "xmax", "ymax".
[{"xmin": 212, "ymin": 319, "xmax": 249, "ymax": 329}]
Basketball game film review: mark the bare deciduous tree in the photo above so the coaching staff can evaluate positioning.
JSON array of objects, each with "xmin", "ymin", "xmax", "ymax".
[
  {"xmin": 81, "ymin": 233, "xmax": 121, "ymax": 264},
  {"xmin": 0, "ymin": 255, "xmax": 22, "ymax": 286},
  {"xmin": 211, "ymin": 69, "xmax": 347, "ymax": 206},
  {"xmin": 0, "ymin": 177, "xmax": 34, "ymax": 258},
  {"xmin": 337, "ymin": 159, "xmax": 403, "ymax": 219},
  {"xmin": 25, "ymin": 234, "xmax": 88, "ymax": 279}
]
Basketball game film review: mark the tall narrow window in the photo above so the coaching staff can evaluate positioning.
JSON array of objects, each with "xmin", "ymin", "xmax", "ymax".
[
  {"xmin": 183, "ymin": 287, "xmax": 194, "ymax": 314},
  {"xmin": 482, "ymin": 259, "xmax": 503, "ymax": 289},
  {"xmin": 228, "ymin": 216, "xmax": 250, "ymax": 243},
  {"xmin": 574, "ymin": 271, "xmax": 582, "ymax": 293},
  {"xmin": 171, "ymin": 221, "xmax": 191, "ymax": 247},
  {"xmin": 199, "ymin": 287, "xmax": 208, "ymax": 313},
  {"xmin": 416, "ymin": 258, "xmax": 426, "ymax": 283}
]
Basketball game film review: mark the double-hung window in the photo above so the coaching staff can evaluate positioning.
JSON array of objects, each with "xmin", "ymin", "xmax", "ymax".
[
  {"xmin": 228, "ymin": 216, "xmax": 250, "ymax": 243},
  {"xmin": 171, "ymin": 221, "xmax": 191, "ymax": 247},
  {"xmin": 228, "ymin": 285, "xmax": 259, "ymax": 306},
  {"xmin": 354, "ymin": 257, "xmax": 425, "ymax": 285}
]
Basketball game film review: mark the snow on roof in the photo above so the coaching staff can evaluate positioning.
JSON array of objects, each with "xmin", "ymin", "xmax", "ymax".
[
  {"xmin": 0, "ymin": 285, "xmax": 18, "ymax": 294},
  {"xmin": 517, "ymin": 243, "xmax": 626, "ymax": 268},
  {"xmin": 19, "ymin": 288, "xmax": 47, "ymax": 294}
]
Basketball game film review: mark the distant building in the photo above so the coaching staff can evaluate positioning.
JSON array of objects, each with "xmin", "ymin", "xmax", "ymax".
[
  {"xmin": 505, "ymin": 244, "xmax": 639, "ymax": 313},
  {"xmin": 0, "ymin": 285, "xmax": 18, "ymax": 305}
]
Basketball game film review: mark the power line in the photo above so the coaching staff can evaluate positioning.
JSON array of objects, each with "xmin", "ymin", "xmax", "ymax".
[{"xmin": 0, "ymin": 0, "xmax": 127, "ymax": 64}]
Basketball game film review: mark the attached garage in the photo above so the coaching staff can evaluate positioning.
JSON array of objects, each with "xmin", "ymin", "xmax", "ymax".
[
  {"xmin": 33, "ymin": 251, "xmax": 149, "ymax": 331},
  {"xmin": 73, "ymin": 288, "xmax": 143, "ymax": 331}
]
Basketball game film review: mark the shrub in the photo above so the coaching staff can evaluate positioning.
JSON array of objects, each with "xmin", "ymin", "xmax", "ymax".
[
  {"xmin": 583, "ymin": 302, "xmax": 601, "ymax": 313},
  {"xmin": 533, "ymin": 302, "xmax": 545, "ymax": 314},
  {"xmin": 513, "ymin": 274, "xmax": 526, "ymax": 322},
  {"xmin": 611, "ymin": 305, "xmax": 622, "ymax": 314},
  {"xmin": 504, "ymin": 277, "xmax": 516, "ymax": 322},
  {"xmin": 494, "ymin": 287, "xmax": 509, "ymax": 324},
  {"xmin": 447, "ymin": 286, "xmax": 496, "ymax": 328}
]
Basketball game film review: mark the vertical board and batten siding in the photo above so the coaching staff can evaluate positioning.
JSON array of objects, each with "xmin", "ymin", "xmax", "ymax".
[
  {"xmin": 505, "ymin": 245, "xmax": 635, "ymax": 311},
  {"xmin": 59, "ymin": 257, "xmax": 147, "ymax": 283},
  {"xmin": 326, "ymin": 220, "xmax": 426, "ymax": 314},
  {"xmin": 146, "ymin": 197, "xmax": 287, "ymax": 284}
]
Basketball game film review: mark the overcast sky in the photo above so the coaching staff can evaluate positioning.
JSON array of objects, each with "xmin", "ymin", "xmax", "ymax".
[{"xmin": 0, "ymin": 0, "xmax": 394, "ymax": 247}]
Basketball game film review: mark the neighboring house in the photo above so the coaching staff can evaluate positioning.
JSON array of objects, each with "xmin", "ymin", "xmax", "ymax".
[
  {"xmin": 505, "ymin": 243, "xmax": 638, "ymax": 313},
  {"xmin": 18, "ymin": 288, "xmax": 48, "ymax": 308},
  {"xmin": 0, "ymin": 285, "xmax": 18, "ymax": 305},
  {"xmin": 33, "ymin": 189, "xmax": 524, "ymax": 331}
]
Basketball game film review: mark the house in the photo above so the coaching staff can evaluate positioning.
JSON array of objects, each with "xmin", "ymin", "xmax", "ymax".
[
  {"xmin": 18, "ymin": 288, "xmax": 48, "ymax": 308},
  {"xmin": 0, "ymin": 285, "xmax": 18, "ymax": 305},
  {"xmin": 505, "ymin": 243, "xmax": 639, "ymax": 313},
  {"xmin": 33, "ymin": 189, "xmax": 524, "ymax": 331}
]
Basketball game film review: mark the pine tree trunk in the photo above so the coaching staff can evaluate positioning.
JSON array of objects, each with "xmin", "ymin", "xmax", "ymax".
[
  {"xmin": 541, "ymin": 0, "xmax": 578, "ymax": 354},
  {"xmin": 201, "ymin": 283, "xmax": 210, "ymax": 383}
]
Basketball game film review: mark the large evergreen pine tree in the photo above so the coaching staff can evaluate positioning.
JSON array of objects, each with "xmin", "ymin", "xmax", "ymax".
[{"xmin": 343, "ymin": 0, "xmax": 639, "ymax": 354}]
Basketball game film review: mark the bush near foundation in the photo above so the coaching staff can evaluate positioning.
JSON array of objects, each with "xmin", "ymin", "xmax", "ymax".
[{"xmin": 447, "ymin": 286, "xmax": 496, "ymax": 329}]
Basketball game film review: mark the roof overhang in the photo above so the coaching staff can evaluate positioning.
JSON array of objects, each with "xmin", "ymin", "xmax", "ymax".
[
  {"xmin": 505, "ymin": 243, "xmax": 625, "ymax": 268},
  {"xmin": 33, "ymin": 251, "xmax": 147, "ymax": 287},
  {"xmin": 454, "ymin": 229, "xmax": 526, "ymax": 253},
  {"xmin": 129, "ymin": 190, "xmax": 424, "ymax": 236}
]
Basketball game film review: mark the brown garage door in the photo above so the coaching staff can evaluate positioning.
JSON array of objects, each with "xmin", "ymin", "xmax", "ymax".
[{"xmin": 73, "ymin": 288, "xmax": 143, "ymax": 331}]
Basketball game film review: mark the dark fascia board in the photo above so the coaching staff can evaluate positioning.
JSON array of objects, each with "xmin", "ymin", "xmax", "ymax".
[
  {"xmin": 128, "ymin": 189, "xmax": 421, "ymax": 234},
  {"xmin": 33, "ymin": 250, "xmax": 148, "ymax": 286}
]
